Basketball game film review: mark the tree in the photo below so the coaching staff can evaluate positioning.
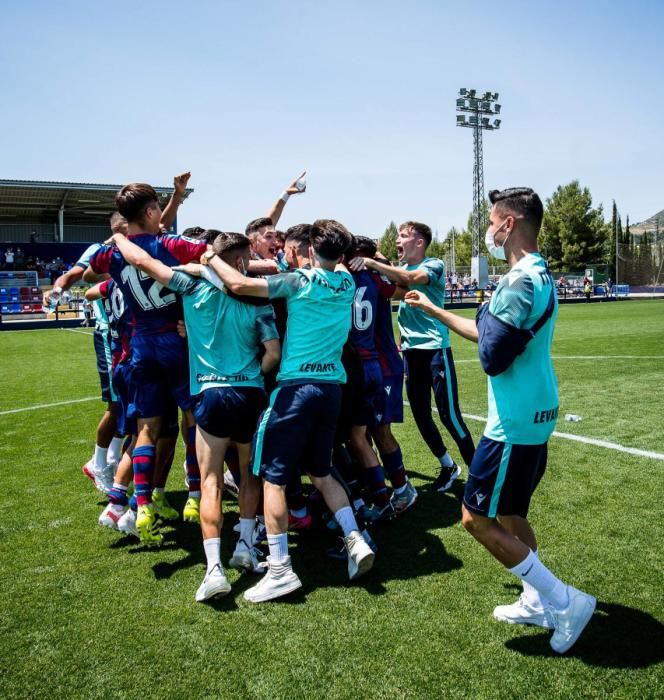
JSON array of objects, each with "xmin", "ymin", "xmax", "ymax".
[
  {"xmin": 540, "ymin": 181, "xmax": 610, "ymax": 271},
  {"xmin": 378, "ymin": 221, "xmax": 398, "ymax": 261}
]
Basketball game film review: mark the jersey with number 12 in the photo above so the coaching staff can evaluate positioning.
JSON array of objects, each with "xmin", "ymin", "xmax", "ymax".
[{"xmin": 89, "ymin": 233, "xmax": 207, "ymax": 335}]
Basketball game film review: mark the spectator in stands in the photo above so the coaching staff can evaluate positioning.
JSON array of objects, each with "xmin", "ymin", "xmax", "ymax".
[
  {"xmin": 605, "ymin": 277, "xmax": 614, "ymax": 298},
  {"xmin": 30, "ymin": 230, "xmax": 38, "ymax": 243},
  {"xmin": 5, "ymin": 247, "xmax": 14, "ymax": 269},
  {"xmin": 15, "ymin": 248, "xmax": 24, "ymax": 268},
  {"xmin": 583, "ymin": 279, "xmax": 592, "ymax": 302}
]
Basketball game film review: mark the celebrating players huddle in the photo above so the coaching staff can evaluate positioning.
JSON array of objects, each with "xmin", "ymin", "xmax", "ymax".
[{"xmin": 69, "ymin": 172, "xmax": 594, "ymax": 653}]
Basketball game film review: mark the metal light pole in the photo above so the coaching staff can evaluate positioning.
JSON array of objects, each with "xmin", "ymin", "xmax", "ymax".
[{"xmin": 456, "ymin": 89, "xmax": 502, "ymax": 287}]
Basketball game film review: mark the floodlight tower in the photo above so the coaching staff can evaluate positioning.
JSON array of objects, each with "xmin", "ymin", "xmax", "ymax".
[{"xmin": 456, "ymin": 88, "xmax": 502, "ymax": 287}]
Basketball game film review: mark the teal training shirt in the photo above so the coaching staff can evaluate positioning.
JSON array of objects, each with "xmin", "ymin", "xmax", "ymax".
[
  {"xmin": 167, "ymin": 270, "xmax": 278, "ymax": 395},
  {"xmin": 484, "ymin": 253, "xmax": 559, "ymax": 444},
  {"xmin": 397, "ymin": 257, "xmax": 450, "ymax": 350},
  {"xmin": 267, "ymin": 267, "xmax": 355, "ymax": 384}
]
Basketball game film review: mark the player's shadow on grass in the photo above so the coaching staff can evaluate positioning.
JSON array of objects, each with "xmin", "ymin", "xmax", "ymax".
[
  {"xmin": 504, "ymin": 600, "xmax": 664, "ymax": 668},
  {"xmin": 291, "ymin": 487, "xmax": 464, "ymax": 596}
]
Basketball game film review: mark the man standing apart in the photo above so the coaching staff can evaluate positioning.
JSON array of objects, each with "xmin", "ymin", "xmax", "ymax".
[
  {"xmin": 207, "ymin": 219, "xmax": 375, "ymax": 602},
  {"xmin": 349, "ymin": 221, "xmax": 475, "ymax": 491},
  {"xmin": 405, "ymin": 188, "xmax": 595, "ymax": 654}
]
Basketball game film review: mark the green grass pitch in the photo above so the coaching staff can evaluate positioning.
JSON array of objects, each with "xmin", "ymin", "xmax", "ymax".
[{"xmin": 1, "ymin": 300, "xmax": 663, "ymax": 699}]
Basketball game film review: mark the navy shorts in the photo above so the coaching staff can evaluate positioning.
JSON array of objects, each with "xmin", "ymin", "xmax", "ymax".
[
  {"xmin": 93, "ymin": 329, "xmax": 116, "ymax": 403},
  {"xmin": 193, "ymin": 386, "xmax": 267, "ymax": 443},
  {"xmin": 128, "ymin": 332, "xmax": 192, "ymax": 419},
  {"xmin": 463, "ymin": 436, "xmax": 548, "ymax": 518},
  {"xmin": 378, "ymin": 373, "xmax": 404, "ymax": 425},
  {"xmin": 252, "ymin": 382, "xmax": 342, "ymax": 486},
  {"xmin": 114, "ymin": 361, "xmax": 179, "ymax": 437},
  {"xmin": 351, "ymin": 359, "xmax": 385, "ymax": 427}
]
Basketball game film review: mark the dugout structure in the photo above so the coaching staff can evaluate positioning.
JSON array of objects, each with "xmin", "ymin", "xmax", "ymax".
[{"xmin": 0, "ymin": 179, "xmax": 192, "ymax": 244}]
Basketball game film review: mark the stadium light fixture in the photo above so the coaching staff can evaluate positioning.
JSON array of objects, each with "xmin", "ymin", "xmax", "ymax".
[{"xmin": 455, "ymin": 87, "xmax": 503, "ymax": 287}]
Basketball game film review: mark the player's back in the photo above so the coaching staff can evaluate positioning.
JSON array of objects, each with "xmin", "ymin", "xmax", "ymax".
[
  {"xmin": 274, "ymin": 267, "xmax": 355, "ymax": 385},
  {"xmin": 91, "ymin": 233, "xmax": 205, "ymax": 335},
  {"xmin": 349, "ymin": 269, "xmax": 381, "ymax": 360},
  {"xmin": 374, "ymin": 291, "xmax": 402, "ymax": 377}
]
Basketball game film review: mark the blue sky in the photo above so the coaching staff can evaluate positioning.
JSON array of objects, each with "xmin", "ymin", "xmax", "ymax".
[{"xmin": 2, "ymin": 0, "xmax": 663, "ymax": 237}]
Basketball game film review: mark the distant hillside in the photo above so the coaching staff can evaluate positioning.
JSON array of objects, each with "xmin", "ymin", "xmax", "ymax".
[{"xmin": 631, "ymin": 209, "xmax": 664, "ymax": 236}]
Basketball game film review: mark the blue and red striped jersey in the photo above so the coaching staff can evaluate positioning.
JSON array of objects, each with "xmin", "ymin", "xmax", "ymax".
[{"xmin": 90, "ymin": 233, "xmax": 206, "ymax": 335}]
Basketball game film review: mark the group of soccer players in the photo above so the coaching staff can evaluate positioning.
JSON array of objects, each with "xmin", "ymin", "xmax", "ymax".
[{"xmin": 65, "ymin": 172, "xmax": 595, "ymax": 652}]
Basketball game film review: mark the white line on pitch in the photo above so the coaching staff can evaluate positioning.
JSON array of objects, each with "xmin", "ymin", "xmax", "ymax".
[
  {"xmin": 403, "ymin": 402, "xmax": 664, "ymax": 461},
  {"xmin": 61, "ymin": 328, "xmax": 94, "ymax": 336},
  {"xmin": 0, "ymin": 396, "xmax": 98, "ymax": 416},
  {"xmin": 453, "ymin": 355, "xmax": 664, "ymax": 363}
]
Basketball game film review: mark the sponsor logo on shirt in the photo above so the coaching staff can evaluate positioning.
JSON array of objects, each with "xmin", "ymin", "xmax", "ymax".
[
  {"xmin": 197, "ymin": 372, "xmax": 249, "ymax": 383},
  {"xmin": 533, "ymin": 406, "xmax": 559, "ymax": 424},
  {"xmin": 298, "ymin": 362, "xmax": 336, "ymax": 373}
]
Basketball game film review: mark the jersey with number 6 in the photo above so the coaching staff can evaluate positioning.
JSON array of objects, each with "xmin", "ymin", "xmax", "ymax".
[
  {"xmin": 349, "ymin": 269, "xmax": 394, "ymax": 360},
  {"xmin": 89, "ymin": 233, "xmax": 207, "ymax": 335}
]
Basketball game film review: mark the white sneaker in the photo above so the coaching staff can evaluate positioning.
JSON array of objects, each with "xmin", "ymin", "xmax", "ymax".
[
  {"xmin": 229, "ymin": 540, "xmax": 266, "ymax": 573},
  {"xmin": 195, "ymin": 564, "xmax": 231, "ymax": 602},
  {"xmin": 223, "ymin": 470, "xmax": 239, "ymax": 500},
  {"xmin": 344, "ymin": 530, "xmax": 375, "ymax": 580},
  {"xmin": 94, "ymin": 463, "xmax": 114, "ymax": 496},
  {"xmin": 99, "ymin": 503, "xmax": 126, "ymax": 531},
  {"xmin": 117, "ymin": 508, "xmax": 138, "ymax": 537},
  {"xmin": 550, "ymin": 586, "xmax": 596, "ymax": 654},
  {"xmin": 244, "ymin": 556, "xmax": 302, "ymax": 603},
  {"xmin": 493, "ymin": 594, "xmax": 555, "ymax": 629},
  {"xmin": 232, "ymin": 519, "xmax": 265, "ymax": 546}
]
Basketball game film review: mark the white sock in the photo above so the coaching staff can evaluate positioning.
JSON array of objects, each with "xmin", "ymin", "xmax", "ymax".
[
  {"xmin": 239, "ymin": 518, "xmax": 255, "ymax": 546},
  {"xmin": 289, "ymin": 507, "xmax": 307, "ymax": 519},
  {"xmin": 352, "ymin": 498, "xmax": 365, "ymax": 510},
  {"xmin": 334, "ymin": 506, "xmax": 359, "ymax": 537},
  {"xmin": 439, "ymin": 452, "xmax": 454, "ymax": 468},
  {"xmin": 107, "ymin": 436, "xmax": 124, "ymax": 464},
  {"xmin": 94, "ymin": 445, "xmax": 108, "ymax": 471},
  {"xmin": 203, "ymin": 537, "xmax": 221, "ymax": 574},
  {"xmin": 521, "ymin": 550, "xmax": 549, "ymax": 608},
  {"xmin": 267, "ymin": 533, "xmax": 289, "ymax": 562},
  {"xmin": 509, "ymin": 550, "xmax": 569, "ymax": 610}
]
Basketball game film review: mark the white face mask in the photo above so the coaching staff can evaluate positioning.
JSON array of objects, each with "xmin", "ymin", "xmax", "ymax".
[{"xmin": 485, "ymin": 220, "xmax": 510, "ymax": 261}]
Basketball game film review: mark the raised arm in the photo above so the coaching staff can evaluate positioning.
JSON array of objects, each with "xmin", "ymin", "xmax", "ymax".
[
  {"xmin": 84, "ymin": 282, "xmax": 104, "ymax": 301},
  {"xmin": 110, "ymin": 234, "xmax": 174, "ymax": 288},
  {"xmin": 404, "ymin": 290, "xmax": 479, "ymax": 342},
  {"xmin": 205, "ymin": 253, "xmax": 269, "ymax": 297},
  {"xmin": 160, "ymin": 171, "xmax": 191, "ymax": 231},
  {"xmin": 349, "ymin": 256, "xmax": 430, "ymax": 287},
  {"xmin": 265, "ymin": 170, "xmax": 306, "ymax": 228}
]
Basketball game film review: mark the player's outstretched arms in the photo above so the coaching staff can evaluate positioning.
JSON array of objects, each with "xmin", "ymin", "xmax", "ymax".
[
  {"xmin": 261, "ymin": 338, "xmax": 281, "ymax": 375},
  {"xmin": 404, "ymin": 290, "xmax": 479, "ymax": 342},
  {"xmin": 84, "ymin": 283, "xmax": 104, "ymax": 302},
  {"xmin": 205, "ymin": 253, "xmax": 269, "ymax": 297},
  {"xmin": 348, "ymin": 256, "xmax": 429, "ymax": 287},
  {"xmin": 249, "ymin": 259, "xmax": 279, "ymax": 276},
  {"xmin": 160, "ymin": 171, "xmax": 191, "ymax": 231},
  {"xmin": 110, "ymin": 234, "xmax": 174, "ymax": 288},
  {"xmin": 265, "ymin": 170, "xmax": 306, "ymax": 228},
  {"xmin": 43, "ymin": 266, "xmax": 85, "ymax": 305}
]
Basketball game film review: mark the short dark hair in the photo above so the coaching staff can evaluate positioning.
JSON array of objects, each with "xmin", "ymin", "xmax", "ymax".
[
  {"xmin": 399, "ymin": 221, "xmax": 432, "ymax": 247},
  {"xmin": 181, "ymin": 226, "xmax": 206, "ymax": 239},
  {"xmin": 488, "ymin": 188, "xmax": 544, "ymax": 233},
  {"xmin": 351, "ymin": 235, "xmax": 377, "ymax": 259},
  {"xmin": 212, "ymin": 232, "xmax": 251, "ymax": 258},
  {"xmin": 195, "ymin": 228, "xmax": 223, "ymax": 245},
  {"xmin": 284, "ymin": 223, "xmax": 313, "ymax": 246},
  {"xmin": 115, "ymin": 183, "xmax": 159, "ymax": 223},
  {"xmin": 311, "ymin": 219, "xmax": 354, "ymax": 261},
  {"xmin": 109, "ymin": 211, "xmax": 127, "ymax": 230},
  {"xmin": 245, "ymin": 217, "xmax": 273, "ymax": 236}
]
